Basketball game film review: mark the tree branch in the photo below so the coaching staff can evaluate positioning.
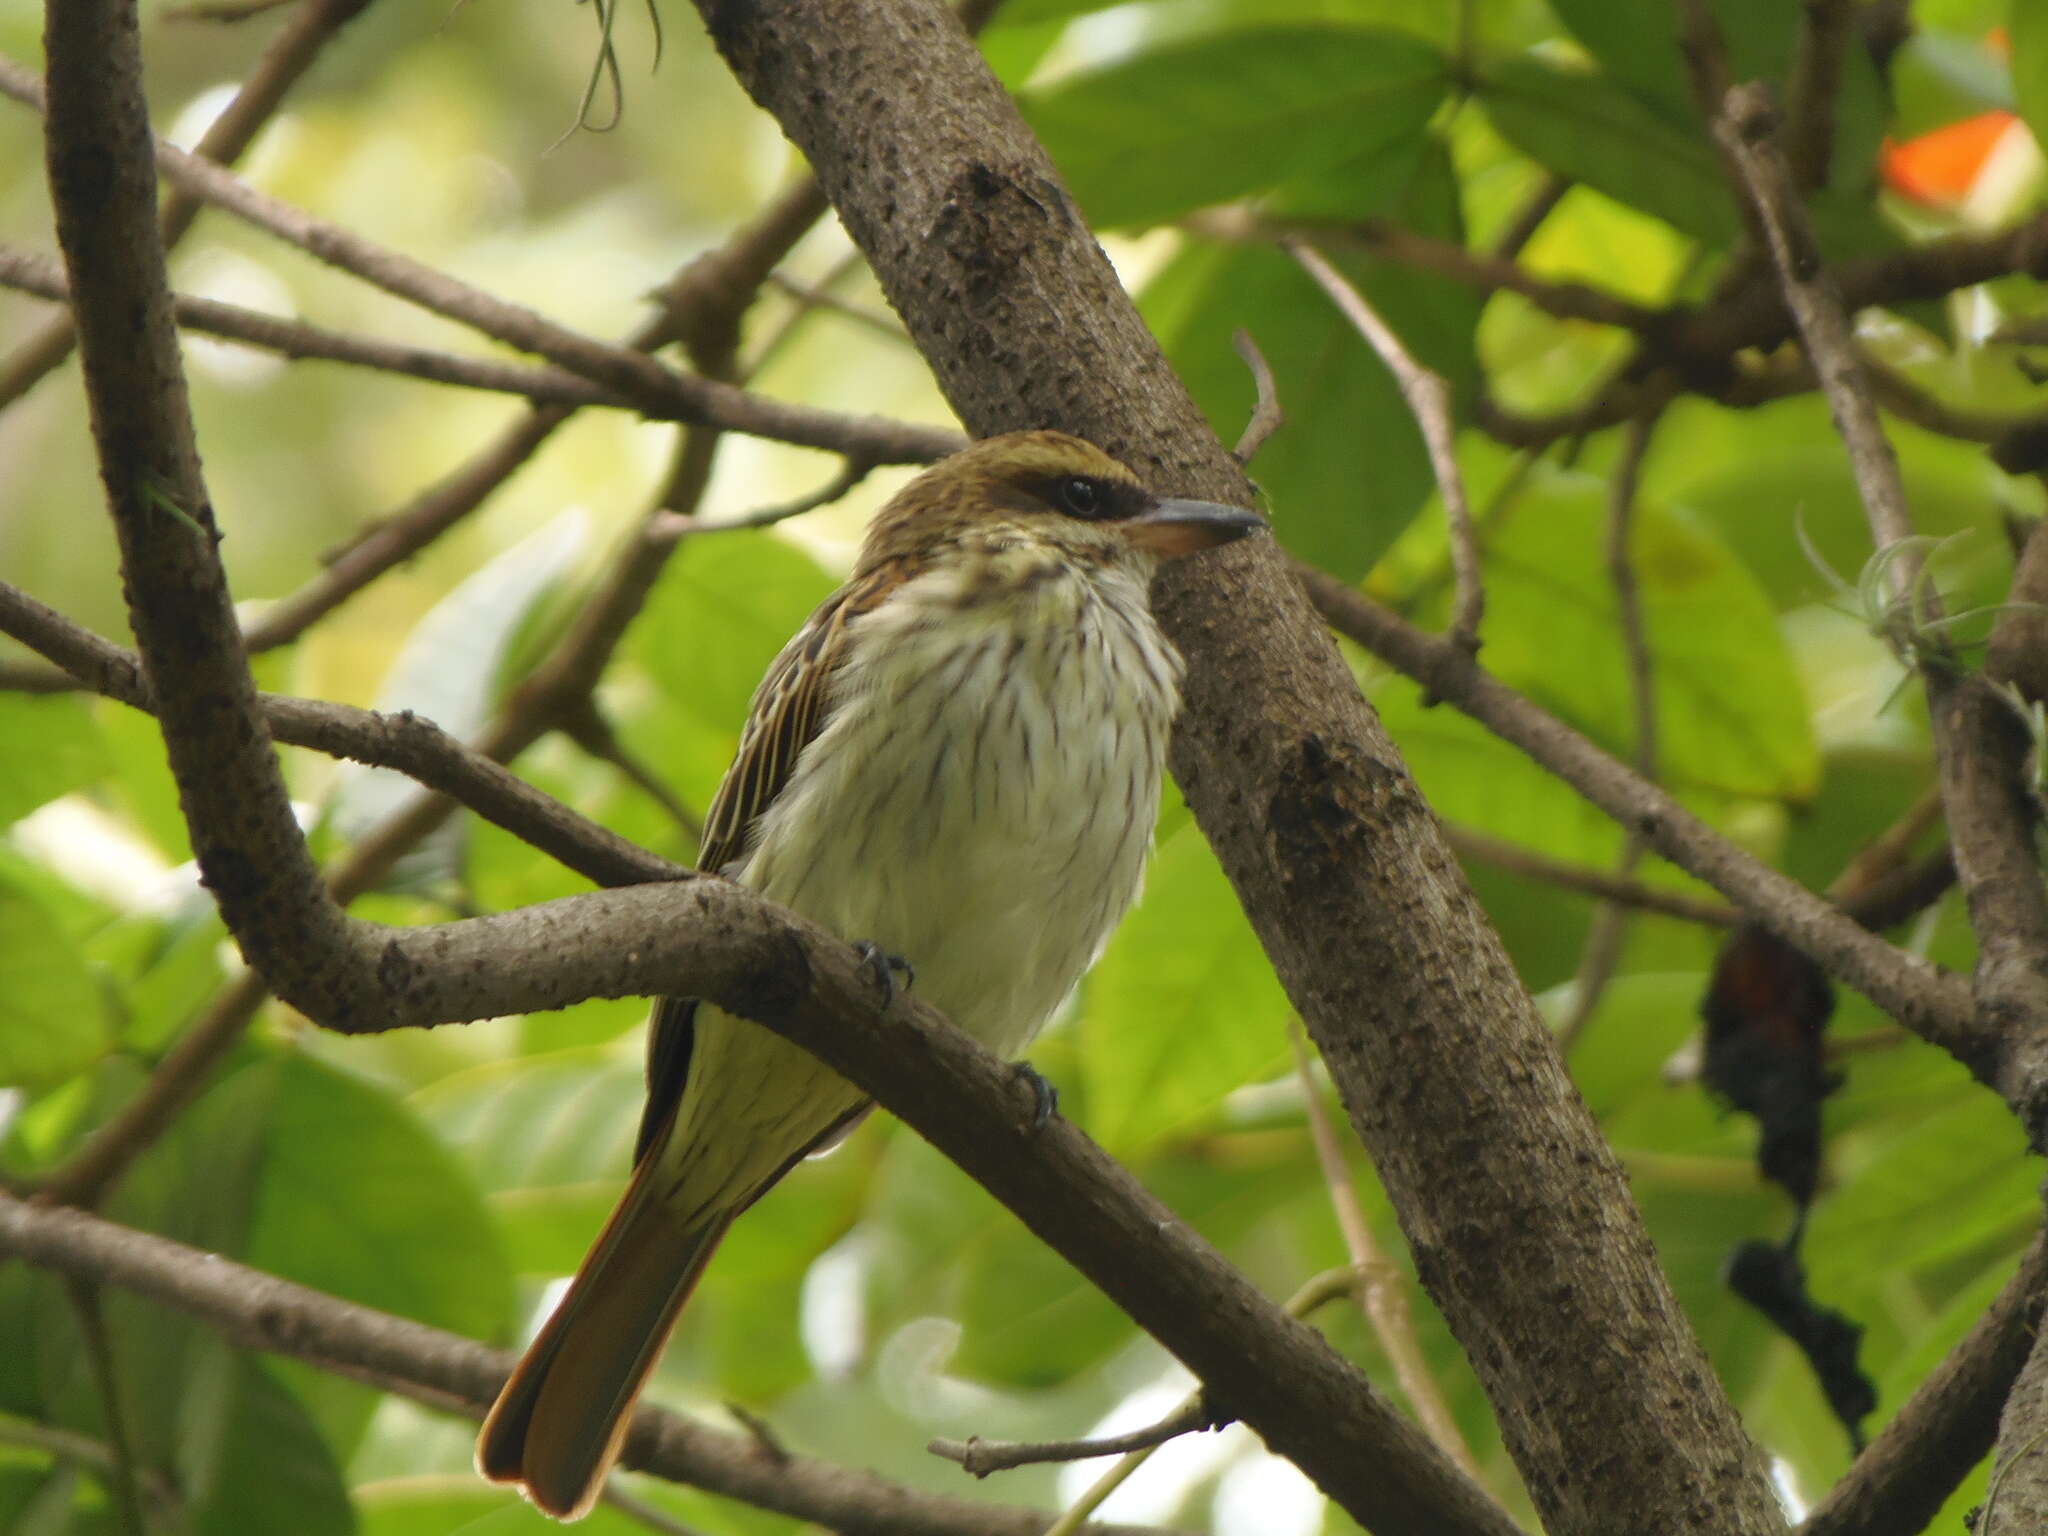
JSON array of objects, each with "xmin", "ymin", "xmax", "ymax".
[
  {"xmin": 0, "ymin": 52, "xmax": 958, "ymax": 466},
  {"xmin": 688, "ymin": 2, "xmax": 1785, "ymax": 1530},
  {"xmin": 0, "ymin": 581, "xmax": 683, "ymax": 891},
  {"xmin": 1295, "ymin": 562, "xmax": 1986, "ymax": 1067},
  {"xmin": 1800, "ymin": 1230, "xmax": 2048, "ymax": 1536},
  {"xmin": 1716, "ymin": 81, "xmax": 2048, "ymax": 1141},
  {"xmin": 0, "ymin": 0, "xmax": 375, "ymax": 408},
  {"xmin": 0, "ymin": 1194, "xmax": 1177, "ymax": 1536}
]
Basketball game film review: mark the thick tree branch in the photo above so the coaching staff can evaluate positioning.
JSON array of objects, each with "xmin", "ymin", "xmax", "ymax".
[
  {"xmin": 0, "ymin": 1194, "xmax": 1176, "ymax": 1536},
  {"xmin": 687, "ymin": 2, "xmax": 1783, "ymax": 1530}
]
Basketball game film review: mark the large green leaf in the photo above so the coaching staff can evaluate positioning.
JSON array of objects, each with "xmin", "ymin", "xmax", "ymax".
[
  {"xmin": 1024, "ymin": 27, "xmax": 1448, "ymax": 227},
  {"xmin": 635, "ymin": 529, "xmax": 837, "ymax": 742},
  {"xmin": 1465, "ymin": 473, "xmax": 1821, "ymax": 800},
  {"xmin": 1481, "ymin": 55, "xmax": 1741, "ymax": 246},
  {"xmin": 1547, "ymin": 0, "xmax": 1888, "ymax": 196},
  {"xmin": 1077, "ymin": 822, "xmax": 1292, "ymax": 1157},
  {"xmin": 1146, "ymin": 135, "xmax": 1480, "ymax": 577},
  {"xmin": 181, "ymin": 1354, "xmax": 355, "ymax": 1536},
  {"xmin": 246, "ymin": 1053, "xmax": 515, "ymax": 1344}
]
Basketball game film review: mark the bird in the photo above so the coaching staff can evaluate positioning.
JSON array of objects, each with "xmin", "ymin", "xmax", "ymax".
[{"xmin": 475, "ymin": 429, "xmax": 1264, "ymax": 1518}]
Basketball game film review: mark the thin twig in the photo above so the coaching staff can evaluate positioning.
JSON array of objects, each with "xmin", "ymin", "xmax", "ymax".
[
  {"xmin": 1828, "ymin": 788, "xmax": 1945, "ymax": 905},
  {"xmin": 657, "ymin": 455, "xmax": 876, "ymax": 541},
  {"xmin": 1034, "ymin": 1268, "xmax": 1382, "ymax": 1536},
  {"xmin": 0, "ymin": 0, "xmax": 374, "ymax": 410},
  {"xmin": 1294, "ymin": 561, "xmax": 1985, "ymax": 1068},
  {"xmin": 1558, "ymin": 412, "xmax": 1663, "ymax": 1051},
  {"xmin": 0, "ymin": 244, "xmax": 637, "ymax": 408},
  {"xmin": 0, "ymin": 52, "xmax": 958, "ymax": 466},
  {"xmin": 560, "ymin": 698, "xmax": 704, "ymax": 847},
  {"xmin": 1784, "ymin": 0, "xmax": 1855, "ymax": 192},
  {"xmin": 1286, "ymin": 239, "xmax": 1483, "ymax": 653},
  {"xmin": 1443, "ymin": 825, "xmax": 1741, "ymax": 926},
  {"xmin": 1230, "ymin": 328, "xmax": 1284, "ymax": 465},
  {"xmin": 928, "ymin": 1402, "xmax": 1214, "ymax": 1477},
  {"xmin": 63, "ymin": 1280, "xmax": 144, "ymax": 1536},
  {"xmin": 1190, "ymin": 207, "xmax": 1665, "ymax": 337},
  {"xmin": 764, "ymin": 270, "xmax": 911, "ymax": 342},
  {"xmin": 1287, "ymin": 1019, "xmax": 1479, "ymax": 1477},
  {"xmin": 600, "ymin": 1482, "xmax": 714, "ymax": 1536},
  {"xmin": 1491, "ymin": 173, "xmax": 1571, "ymax": 260},
  {"xmin": 0, "ymin": 1413, "xmax": 179, "ymax": 1522}
]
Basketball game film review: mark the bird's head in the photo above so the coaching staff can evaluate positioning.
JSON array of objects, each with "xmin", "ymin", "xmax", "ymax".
[{"xmin": 857, "ymin": 430, "xmax": 1265, "ymax": 575}]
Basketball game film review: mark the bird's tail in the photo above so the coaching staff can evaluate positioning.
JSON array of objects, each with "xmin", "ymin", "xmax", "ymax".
[{"xmin": 476, "ymin": 1152, "xmax": 731, "ymax": 1521}]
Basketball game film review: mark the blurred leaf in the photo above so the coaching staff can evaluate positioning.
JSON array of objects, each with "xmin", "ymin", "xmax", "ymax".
[
  {"xmin": 1546, "ymin": 0, "xmax": 1889, "ymax": 194},
  {"xmin": 0, "ymin": 696, "xmax": 106, "ymax": 826},
  {"xmin": 1025, "ymin": 27, "xmax": 1448, "ymax": 227},
  {"xmin": 1147, "ymin": 136, "xmax": 1478, "ymax": 578},
  {"xmin": 1895, "ymin": 29, "xmax": 2017, "ymax": 139},
  {"xmin": 247, "ymin": 1053, "xmax": 515, "ymax": 1343},
  {"xmin": 84, "ymin": 909, "xmax": 226, "ymax": 1054},
  {"xmin": 1468, "ymin": 474, "xmax": 1821, "ymax": 800},
  {"xmin": 0, "ymin": 870, "xmax": 109, "ymax": 1089},
  {"xmin": 1079, "ymin": 824, "xmax": 1292, "ymax": 1156},
  {"xmin": 326, "ymin": 510, "xmax": 589, "ymax": 891},
  {"xmin": 2016, "ymin": 0, "xmax": 2048, "ymax": 155},
  {"xmin": 635, "ymin": 530, "xmax": 837, "ymax": 742},
  {"xmin": 1481, "ymin": 55, "xmax": 1741, "ymax": 245},
  {"xmin": 182, "ymin": 1355, "xmax": 353, "ymax": 1536}
]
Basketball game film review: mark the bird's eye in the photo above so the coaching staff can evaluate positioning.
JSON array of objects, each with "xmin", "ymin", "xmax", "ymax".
[{"xmin": 1061, "ymin": 477, "xmax": 1101, "ymax": 517}]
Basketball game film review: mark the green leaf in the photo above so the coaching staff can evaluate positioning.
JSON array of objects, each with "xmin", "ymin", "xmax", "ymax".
[
  {"xmin": 2015, "ymin": 0, "xmax": 2048, "ymax": 156},
  {"xmin": 1467, "ymin": 473, "xmax": 1821, "ymax": 800},
  {"xmin": 1146, "ymin": 136, "xmax": 1479, "ymax": 578},
  {"xmin": 1481, "ymin": 55, "xmax": 1741, "ymax": 245},
  {"xmin": 0, "ymin": 870, "xmax": 110, "ymax": 1088},
  {"xmin": 1024, "ymin": 27, "xmax": 1448, "ymax": 227},
  {"xmin": 182, "ymin": 1356, "xmax": 353, "ymax": 1536},
  {"xmin": 635, "ymin": 529, "xmax": 837, "ymax": 742},
  {"xmin": 326, "ymin": 510, "xmax": 590, "ymax": 890},
  {"xmin": 246, "ymin": 1054, "xmax": 515, "ymax": 1343},
  {"xmin": 1077, "ymin": 823, "xmax": 1291, "ymax": 1157},
  {"xmin": 0, "ymin": 696, "xmax": 106, "ymax": 826},
  {"xmin": 1547, "ymin": 0, "xmax": 1889, "ymax": 195}
]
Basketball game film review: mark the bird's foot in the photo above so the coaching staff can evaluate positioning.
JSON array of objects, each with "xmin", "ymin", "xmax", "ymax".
[
  {"xmin": 855, "ymin": 941, "xmax": 915, "ymax": 1008},
  {"xmin": 1012, "ymin": 1062, "xmax": 1059, "ymax": 1130}
]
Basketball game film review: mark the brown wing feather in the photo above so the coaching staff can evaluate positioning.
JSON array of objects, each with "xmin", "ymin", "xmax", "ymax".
[{"xmin": 635, "ymin": 565, "xmax": 904, "ymax": 1162}]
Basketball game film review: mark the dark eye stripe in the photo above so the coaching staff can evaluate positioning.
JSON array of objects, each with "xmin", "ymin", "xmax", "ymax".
[{"xmin": 1022, "ymin": 471, "xmax": 1144, "ymax": 523}]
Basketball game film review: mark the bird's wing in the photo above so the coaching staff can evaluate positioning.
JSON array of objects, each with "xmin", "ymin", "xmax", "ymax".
[{"xmin": 636, "ymin": 563, "xmax": 902, "ymax": 1164}]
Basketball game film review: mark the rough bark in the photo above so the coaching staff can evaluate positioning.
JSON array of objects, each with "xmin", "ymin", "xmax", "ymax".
[{"xmin": 685, "ymin": 1, "xmax": 1785, "ymax": 1530}]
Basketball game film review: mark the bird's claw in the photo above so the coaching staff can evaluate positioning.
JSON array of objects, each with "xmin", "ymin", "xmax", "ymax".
[
  {"xmin": 855, "ymin": 941, "xmax": 914, "ymax": 1007},
  {"xmin": 1013, "ymin": 1062, "xmax": 1058, "ymax": 1130}
]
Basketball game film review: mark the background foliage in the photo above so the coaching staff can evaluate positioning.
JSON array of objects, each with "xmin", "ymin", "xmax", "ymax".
[{"xmin": 1, "ymin": 0, "xmax": 2045, "ymax": 1531}]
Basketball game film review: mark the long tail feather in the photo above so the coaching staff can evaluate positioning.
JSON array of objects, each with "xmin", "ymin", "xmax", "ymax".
[{"xmin": 477, "ymin": 1157, "xmax": 730, "ymax": 1520}]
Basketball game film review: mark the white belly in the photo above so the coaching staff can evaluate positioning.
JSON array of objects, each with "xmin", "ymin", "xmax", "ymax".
[
  {"xmin": 659, "ymin": 557, "xmax": 1181, "ymax": 1217},
  {"xmin": 742, "ymin": 557, "xmax": 1182, "ymax": 1055}
]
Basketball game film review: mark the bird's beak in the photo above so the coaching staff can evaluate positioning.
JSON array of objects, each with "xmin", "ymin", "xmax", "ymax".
[{"xmin": 1122, "ymin": 498, "xmax": 1266, "ymax": 559}]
